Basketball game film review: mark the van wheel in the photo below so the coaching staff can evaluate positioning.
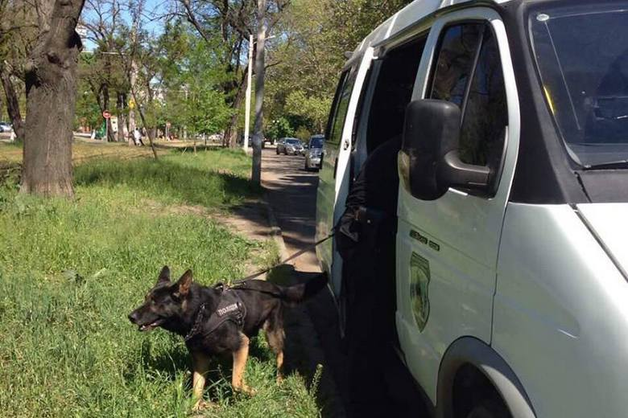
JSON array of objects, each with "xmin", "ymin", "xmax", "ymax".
[
  {"xmin": 276, "ymin": 148, "xmax": 279, "ymax": 155},
  {"xmin": 466, "ymin": 398, "xmax": 511, "ymax": 418}
]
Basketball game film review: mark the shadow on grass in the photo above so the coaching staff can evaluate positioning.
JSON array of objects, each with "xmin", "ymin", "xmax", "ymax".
[
  {"xmin": 74, "ymin": 157, "xmax": 262, "ymax": 209},
  {"xmin": 157, "ymin": 144, "xmax": 222, "ymax": 153},
  {"xmin": 266, "ymin": 265, "xmax": 346, "ymax": 417},
  {"xmin": 125, "ymin": 339, "xmax": 191, "ymax": 383}
]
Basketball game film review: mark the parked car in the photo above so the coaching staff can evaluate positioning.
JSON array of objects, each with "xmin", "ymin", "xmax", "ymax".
[
  {"xmin": 304, "ymin": 134, "xmax": 324, "ymax": 171},
  {"xmin": 316, "ymin": 1, "xmax": 628, "ymax": 417},
  {"xmin": 276, "ymin": 137, "xmax": 303, "ymax": 155},
  {"xmin": 275, "ymin": 138, "xmax": 285, "ymax": 154},
  {"xmin": 0, "ymin": 122, "xmax": 12, "ymax": 132}
]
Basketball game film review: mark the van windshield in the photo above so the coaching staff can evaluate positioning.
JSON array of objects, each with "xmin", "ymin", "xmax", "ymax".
[{"xmin": 530, "ymin": 2, "xmax": 628, "ymax": 168}]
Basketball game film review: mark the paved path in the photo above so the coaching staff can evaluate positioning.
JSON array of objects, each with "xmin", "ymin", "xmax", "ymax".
[
  {"xmin": 261, "ymin": 147, "xmax": 429, "ymax": 418},
  {"xmin": 261, "ymin": 148, "xmax": 321, "ymax": 272},
  {"xmin": 261, "ymin": 147, "xmax": 349, "ymax": 417}
]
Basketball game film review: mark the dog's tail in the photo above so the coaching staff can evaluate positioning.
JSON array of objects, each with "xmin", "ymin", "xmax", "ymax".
[{"xmin": 279, "ymin": 274, "xmax": 328, "ymax": 306}]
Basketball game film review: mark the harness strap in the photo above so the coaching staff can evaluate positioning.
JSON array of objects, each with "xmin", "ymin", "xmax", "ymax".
[{"xmin": 184, "ymin": 288, "xmax": 247, "ymax": 342}]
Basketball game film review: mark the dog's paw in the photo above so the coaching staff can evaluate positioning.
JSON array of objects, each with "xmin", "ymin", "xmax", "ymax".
[
  {"xmin": 192, "ymin": 399, "xmax": 214, "ymax": 412},
  {"xmin": 236, "ymin": 384, "xmax": 257, "ymax": 397},
  {"xmin": 276, "ymin": 374, "xmax": 284, "ymax": 385}
]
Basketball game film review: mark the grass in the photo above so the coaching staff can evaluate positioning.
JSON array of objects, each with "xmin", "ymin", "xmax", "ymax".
[
  {"xmin": 0, "ymin": 139, "xmax": 161, "ymax": 166},
  {"xmin": 0, "ymin": 147, "xmax": 321, "ymax": 417}
]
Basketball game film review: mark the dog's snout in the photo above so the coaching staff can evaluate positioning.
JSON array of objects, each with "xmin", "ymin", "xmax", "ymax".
[{"xmin": 128, "ymin": 311, "xmax": 139, "ymax": 324}]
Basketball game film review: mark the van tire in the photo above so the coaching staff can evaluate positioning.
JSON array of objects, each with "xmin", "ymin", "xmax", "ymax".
[
  {"xmin": 276, "ymin": 148, "xmax": 280, "ymax": 155},
  {"xmin": 466, "ymin": 398, "xmax": 511, "ymax": 418}
]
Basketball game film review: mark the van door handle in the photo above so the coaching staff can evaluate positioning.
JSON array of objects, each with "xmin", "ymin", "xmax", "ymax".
[
  {"xmin": 343, "ymin": 140, "xmax": 350, "ymax": 150},
  {"xmin": 333, "ymin": 157, "xmax": 339, "ymax": 179}
]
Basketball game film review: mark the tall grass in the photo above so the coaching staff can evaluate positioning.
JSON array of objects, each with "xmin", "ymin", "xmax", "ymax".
[{"xmin": 0, "ymin": 149, "xmax": 319, "ymax": 417}]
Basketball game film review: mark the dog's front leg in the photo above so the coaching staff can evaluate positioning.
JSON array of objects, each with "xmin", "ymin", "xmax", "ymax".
[
  {"xmin": 232, "ymin": 332, "xmax": 255, "ymax": 395},
  {"xmin": 191, "ymin": 352, "xmax": 211, "ymax": 410}
]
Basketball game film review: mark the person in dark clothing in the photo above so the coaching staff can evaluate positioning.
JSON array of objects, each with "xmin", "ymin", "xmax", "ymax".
[{"xmin": 336, "ymin": 135, "xmax": 402, "ymax": 417}]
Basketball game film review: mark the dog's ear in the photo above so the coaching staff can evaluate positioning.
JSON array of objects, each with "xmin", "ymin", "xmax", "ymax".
[
  {"xmin": 156, "ymin": 266, "xmax": 171, "ymax": 285},
  {"xmin": 174, "ymin": 269, "xmax": 193, "ymax": 296}
]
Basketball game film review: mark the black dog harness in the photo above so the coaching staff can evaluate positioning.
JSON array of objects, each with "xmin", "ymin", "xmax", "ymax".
[{"xmin": 184, "ymin": 285, "xmax": 247, "ymax": 342}]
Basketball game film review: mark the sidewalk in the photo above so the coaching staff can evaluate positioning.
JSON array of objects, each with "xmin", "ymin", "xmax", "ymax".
[{"xmin": 261, "ymin": 147, "xmax": 348, "ymax": 417}]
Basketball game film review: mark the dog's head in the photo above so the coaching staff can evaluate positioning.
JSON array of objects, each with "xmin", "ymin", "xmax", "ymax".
[{"xmin": 128, "ymin": 266, "xmax": 193, "ymax": 332}]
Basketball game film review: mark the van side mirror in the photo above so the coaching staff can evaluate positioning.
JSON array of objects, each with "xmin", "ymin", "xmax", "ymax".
[{"xmin": 399, "ymin": 99, "xmax": 490, "ymax": 200}]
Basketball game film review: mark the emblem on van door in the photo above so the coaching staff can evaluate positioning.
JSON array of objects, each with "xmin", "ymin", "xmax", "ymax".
[{"xmin": 410, "ymin": 252, "xmax": 431, "ymax": 332}]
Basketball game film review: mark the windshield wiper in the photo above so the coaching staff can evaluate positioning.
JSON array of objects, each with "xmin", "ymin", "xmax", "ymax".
[{"xmin": 584, "ymin": 160, "xmax": 628, "ymax": 170}]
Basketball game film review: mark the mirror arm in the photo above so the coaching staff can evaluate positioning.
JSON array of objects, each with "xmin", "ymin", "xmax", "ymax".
[{"xmin": 439, "ymin": 151, "xmax": 490, "ymax": 189}]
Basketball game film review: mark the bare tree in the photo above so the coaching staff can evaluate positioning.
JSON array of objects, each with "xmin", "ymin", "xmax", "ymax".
[
  {"xmin": 114, "ymin": 0, "xmax": 159, "ymax": 159},
  {"xmin": 0, "ymin": 62, "xmax": 25, "ymax": 141},
  {"xmin": 0, "ymin": 0, "xmax": 39, "ymax": 143},
  {"xmin": 21, "ymin": 0, "xmax": 86, "ymax": 197},
  {"xmin": 81, "ymin": 0, "xmax": 129, "ymax": 142},
  {"xmin": 177, "ymin": 0, "xmax": 288, "ymax": 149}
]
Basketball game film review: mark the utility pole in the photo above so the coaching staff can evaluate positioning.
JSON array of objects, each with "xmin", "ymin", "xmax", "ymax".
[
  {"xmin": 128, "ymin": 26, "xmax": 138, "ymax": 146},
  {"xmin": 251, "ymin": 0, "xmax": 267, "ymax": 184},
  {"xmin": 243, "ymin": 34, "xmax": 253, "ymax": 150}
]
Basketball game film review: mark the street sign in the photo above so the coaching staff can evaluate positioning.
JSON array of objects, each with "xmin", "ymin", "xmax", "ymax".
[
  {"xmin": 103, "ymin": 111, "xmax": 111, "ymax": 119},
  {"xmin": 129, "ymin": 99, "xmax": 136, "ymax": 110}
]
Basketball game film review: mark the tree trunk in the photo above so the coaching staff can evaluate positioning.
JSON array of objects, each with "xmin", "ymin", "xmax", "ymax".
[
  {"xmin": 224, "ymin": 68, "xmax": 248, "ymax": 148},
  {"xmin": 0, "ymin": 65, "xmax": 25, "ymax": 142},
  {"xmin": 117, "ymin": 91, "xmax": 127, "ymax": 143},
  {"xmin": 130, "ymin": 88, "xmax": 158, "ymax": 159},
  {"xmin": 21, "ymin": 0, "xmax": 86, "ymax": 197},
  {"xmin": 251, "ymin": 0, "xmax": 266, "ymax": 185},
  {"xmin": 102, "ymin": 83, "xmax": 115, "ymax": 142}
]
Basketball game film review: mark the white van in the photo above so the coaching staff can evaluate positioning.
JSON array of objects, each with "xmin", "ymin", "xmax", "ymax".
[{"xmin": 315, "ymin": 0, "xmax": 628, "ymax": 416}]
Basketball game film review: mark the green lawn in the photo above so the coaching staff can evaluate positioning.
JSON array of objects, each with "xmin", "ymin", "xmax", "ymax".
[{"xmin": 0, "ymin": 149, "xmax": 320, "ymax": 417}]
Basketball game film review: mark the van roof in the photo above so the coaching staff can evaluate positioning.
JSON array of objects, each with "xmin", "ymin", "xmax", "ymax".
[{"xmin": 351, "ymin": 0, "xmax": 512, "ymax": 59}]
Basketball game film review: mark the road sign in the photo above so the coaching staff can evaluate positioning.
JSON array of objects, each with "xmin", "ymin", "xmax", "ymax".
[
  {"xmin": 129, "ymin": 99, "xmax": 136, "ymax": 110},
  {"xmin": 103, "ymin": 111, "xmax": 111, "ymax": 119}
]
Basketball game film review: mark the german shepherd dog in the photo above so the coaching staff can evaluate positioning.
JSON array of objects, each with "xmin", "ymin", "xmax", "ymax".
[{"xmin": 128, "ymin": 266, "xmax": 326, "ymax": 410}]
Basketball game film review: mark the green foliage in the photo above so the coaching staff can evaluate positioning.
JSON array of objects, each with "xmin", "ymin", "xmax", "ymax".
[
  {"xmin": 0, "ymin": 150, "xmax": 320, "ymax": 417},
  {"xmin": 266, "ymin": 117, "xmax": 294, "ymax": 140},
  {"xmin": 285, "ymin": 91, "xmax": 331, "ymax": 134},
  {"xmin": 158, "ymin": 25, "xmax": 234, "ymax": 136},
  {"xmin": 294, "ymin": 126, "xmax": 312, "ymax": 142},
  {"xmin": 265, "ymin": 0, "xmax": 412, "ymax": 136}
]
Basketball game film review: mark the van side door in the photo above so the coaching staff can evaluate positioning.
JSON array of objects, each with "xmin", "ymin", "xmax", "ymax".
[
  {"xmin": 316, "ymin": 51, "xmax": 373, "ymax": 294},
  {"xmin": 395, "ymin": 9, "xmax": 521, "ymax": 402}
]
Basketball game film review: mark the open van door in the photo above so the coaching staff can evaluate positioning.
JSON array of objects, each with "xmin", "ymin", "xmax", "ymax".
[
  {"xmin": 316, "ymin": 51, "xmax": 373, "ymax": 294},
  {"xmin": 316, "ymin": 69, "xmax": 356, "ymax": 293}
]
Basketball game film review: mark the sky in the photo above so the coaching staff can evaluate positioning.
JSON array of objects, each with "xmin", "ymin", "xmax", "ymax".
[{"xmin": 80, "ymin": 0, "xmax": 169, "ymax": 52}]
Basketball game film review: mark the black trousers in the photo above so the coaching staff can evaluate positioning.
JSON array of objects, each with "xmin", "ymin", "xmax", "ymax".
[{"xmin": 343, "ymin": 227, "xmax": 397, "ymax": 417}]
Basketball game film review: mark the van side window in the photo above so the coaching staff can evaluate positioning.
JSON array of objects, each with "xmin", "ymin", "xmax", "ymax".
[
  {"xmin": 327, "ymin": 69, "xmax": 358, "ymax": 146},
  {"xmin": 430, "ymin": 24, "xmax": 483, "ymax": 105},
  {"xmin": 430, "ymin": 23, "xmax": 508, "ymax": 190},
  {"xmin": 459, "ymin": 28, "xmax": 507, "ymax": 168},
  {"xmin": 352, "ymin": 68, "xmax": 371, "ymax": 152},
  {"xmin": 365, "ymin": 36, "xmax": 427, "ymax": 154}
]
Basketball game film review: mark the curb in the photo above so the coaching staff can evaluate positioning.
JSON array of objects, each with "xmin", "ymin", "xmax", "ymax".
[
  {"xmin": 263, "ymin": 192, "xmax": 289, "ymax": 261},
  {"xmin": 262, "ymin": 190, "xmax": 347, "ymax": 418}
]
